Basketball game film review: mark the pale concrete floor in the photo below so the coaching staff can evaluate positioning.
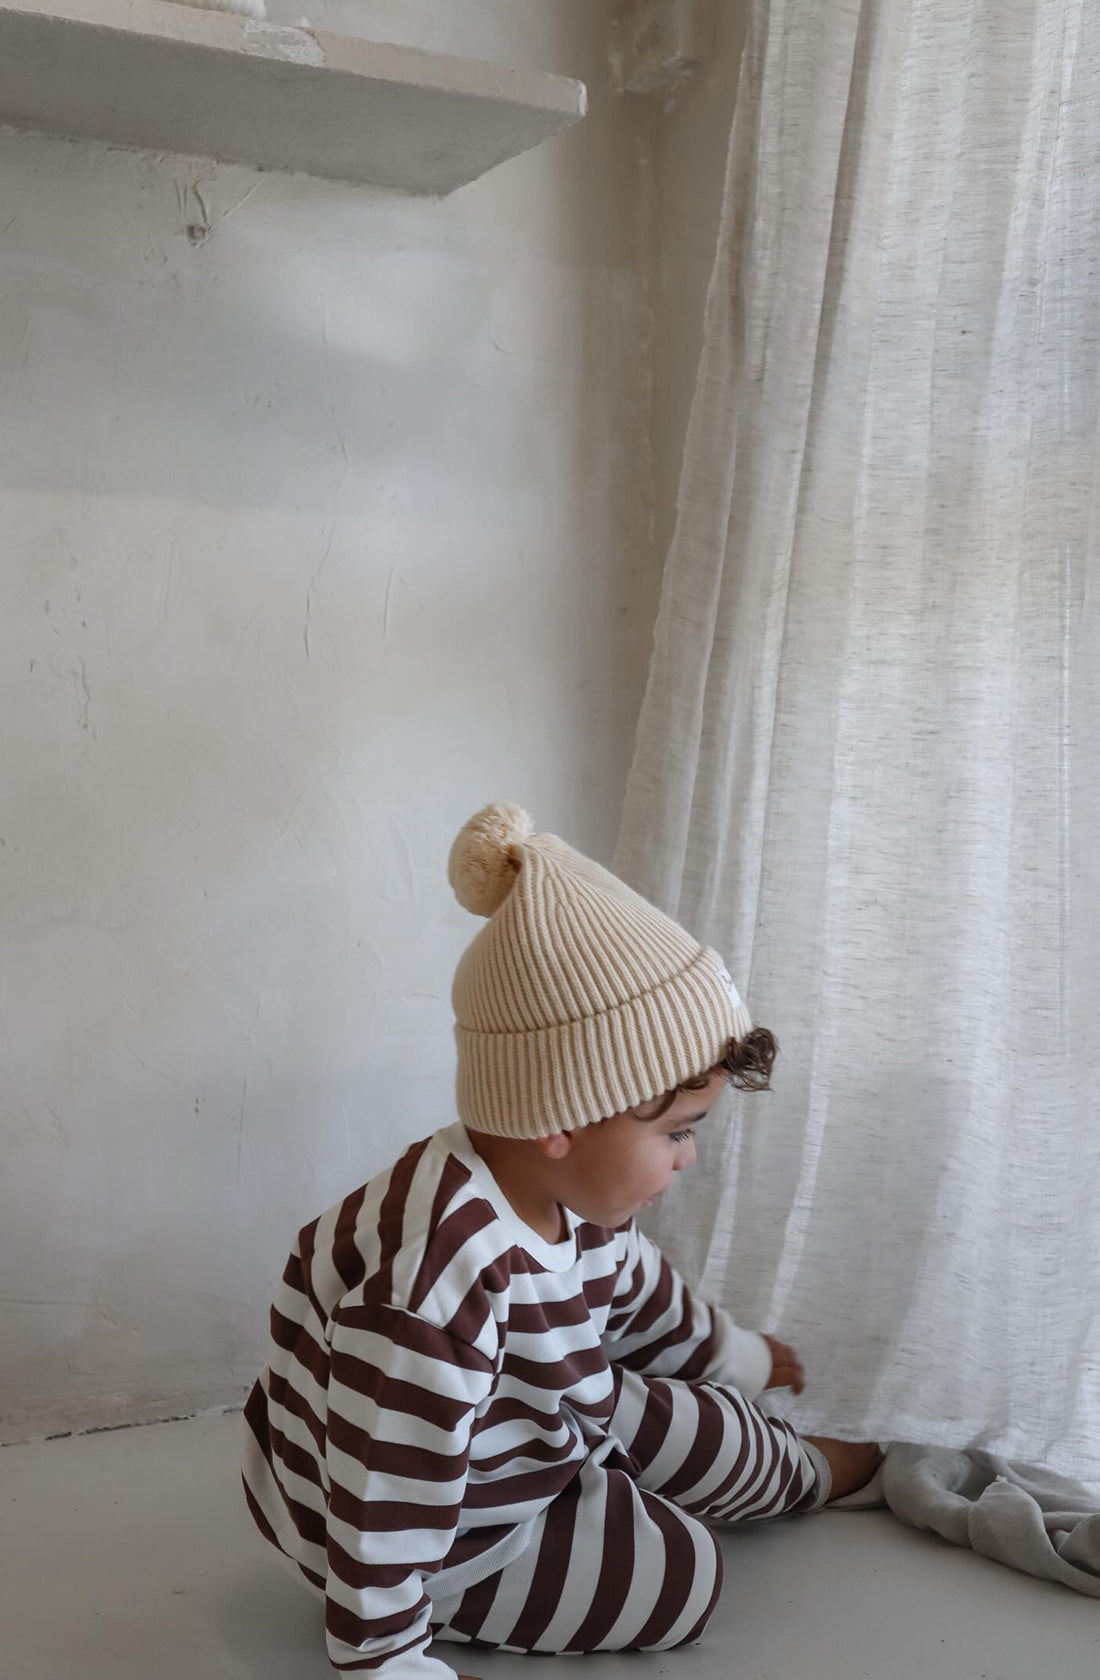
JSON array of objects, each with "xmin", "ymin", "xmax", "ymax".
[{"xmin": 2, "ymin": 1412, "xmax": 1097, "ymax": 1680}]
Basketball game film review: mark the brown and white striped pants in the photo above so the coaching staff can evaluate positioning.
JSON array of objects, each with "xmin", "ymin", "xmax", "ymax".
[{"xmin": 428, "ymin": 1367, "xmax": 825, "ymax": 1656}]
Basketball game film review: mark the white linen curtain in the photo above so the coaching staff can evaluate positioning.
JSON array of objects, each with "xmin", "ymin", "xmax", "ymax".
[{"xmin": 617, "ymin": 0, "xmax": 1100, "ymax": 1478}]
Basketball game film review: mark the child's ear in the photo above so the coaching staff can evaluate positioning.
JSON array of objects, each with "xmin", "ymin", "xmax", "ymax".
[{"xmin": 536, "ymin": 1133, "xmax": 574, "ymax": 1161}]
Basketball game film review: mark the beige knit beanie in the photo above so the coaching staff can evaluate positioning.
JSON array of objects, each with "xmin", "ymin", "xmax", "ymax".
[{"xmin": 448, "ymin": 802, "xmax": 753, "ymax": 1138}]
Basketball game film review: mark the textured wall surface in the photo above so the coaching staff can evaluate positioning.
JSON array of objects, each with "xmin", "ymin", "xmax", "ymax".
[{"xmin": 0, "ymin": 0, "xmax": 658, "ymax": 1439}]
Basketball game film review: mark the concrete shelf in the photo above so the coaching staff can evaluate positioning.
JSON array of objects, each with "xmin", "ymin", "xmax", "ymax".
[{"xmin": 0, "ymin": 0, "xmax": 588, "ymax": 194}]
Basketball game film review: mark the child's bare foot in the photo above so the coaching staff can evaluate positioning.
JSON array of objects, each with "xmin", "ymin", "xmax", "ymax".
[{"xmin": 806, "ymin": 1436, "xmax": 883, "ymax": 1501}]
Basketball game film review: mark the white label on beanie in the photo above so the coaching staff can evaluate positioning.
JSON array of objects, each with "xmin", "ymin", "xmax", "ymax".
[{"xmin": 717, "ymin": 964, "xmax": 743, "ymax": 1008}]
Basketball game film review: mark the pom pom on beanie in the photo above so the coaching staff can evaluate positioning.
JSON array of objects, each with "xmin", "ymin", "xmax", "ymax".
[{"xmin": 448, "ymin": 802, "xmax": 536, "ymax": 917}]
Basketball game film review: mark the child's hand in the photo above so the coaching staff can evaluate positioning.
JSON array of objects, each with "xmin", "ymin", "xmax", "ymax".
[{"xmin": 762, "ymin": 1334, "xmax": 805, "ymax": 1394}]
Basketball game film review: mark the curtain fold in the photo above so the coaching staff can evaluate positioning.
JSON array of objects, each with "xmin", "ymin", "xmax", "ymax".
[{"xmin": 617, "ymin": 0, "xmax": 1100, "ymax": 1478}]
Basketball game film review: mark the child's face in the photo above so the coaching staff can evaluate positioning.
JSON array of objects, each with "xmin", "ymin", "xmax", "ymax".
[{"xmin": 555, "ymin": 1067, "xmax": 728, "ymax": 1228}]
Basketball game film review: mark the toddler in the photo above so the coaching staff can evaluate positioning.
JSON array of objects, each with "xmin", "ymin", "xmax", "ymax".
[{"xmin": 242, "ymin": 803, "xmax": 880, "ymax": 1675}]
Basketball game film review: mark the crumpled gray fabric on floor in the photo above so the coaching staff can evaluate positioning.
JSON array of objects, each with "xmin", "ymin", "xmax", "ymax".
[{"xmin": 880, "ymin": 1445, "xmax": 1100, "ymax": 1598}]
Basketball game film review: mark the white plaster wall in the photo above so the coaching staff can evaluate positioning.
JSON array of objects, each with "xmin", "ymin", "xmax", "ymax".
[{"xmin": 0, "ymin": 0, "xmax": 657, "ymax": 1440}]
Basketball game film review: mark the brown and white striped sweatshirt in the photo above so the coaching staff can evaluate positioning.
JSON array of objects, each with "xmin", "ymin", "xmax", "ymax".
[{"xmin": 242, "ymin": 1122, "xmax": 775, "ymax": 1676}]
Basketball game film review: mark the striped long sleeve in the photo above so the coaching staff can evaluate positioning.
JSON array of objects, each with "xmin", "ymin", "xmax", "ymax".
[
  {"xmin": 243, "ymin": 1123, "xmax": 782, "ymax": 1679},
  {"xmin": 602, "ymin": 1223, "xmax": 772, "ymax": 1400},
  {"xmin": 324, "ymin": 1301, "xmax": 496, "ymax": 1676}
]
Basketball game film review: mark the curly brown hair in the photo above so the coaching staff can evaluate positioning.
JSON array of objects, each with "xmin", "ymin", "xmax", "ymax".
[{"xmin": 633, "ymin": 1028, "xmax": 778, "ymax": 1121}]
